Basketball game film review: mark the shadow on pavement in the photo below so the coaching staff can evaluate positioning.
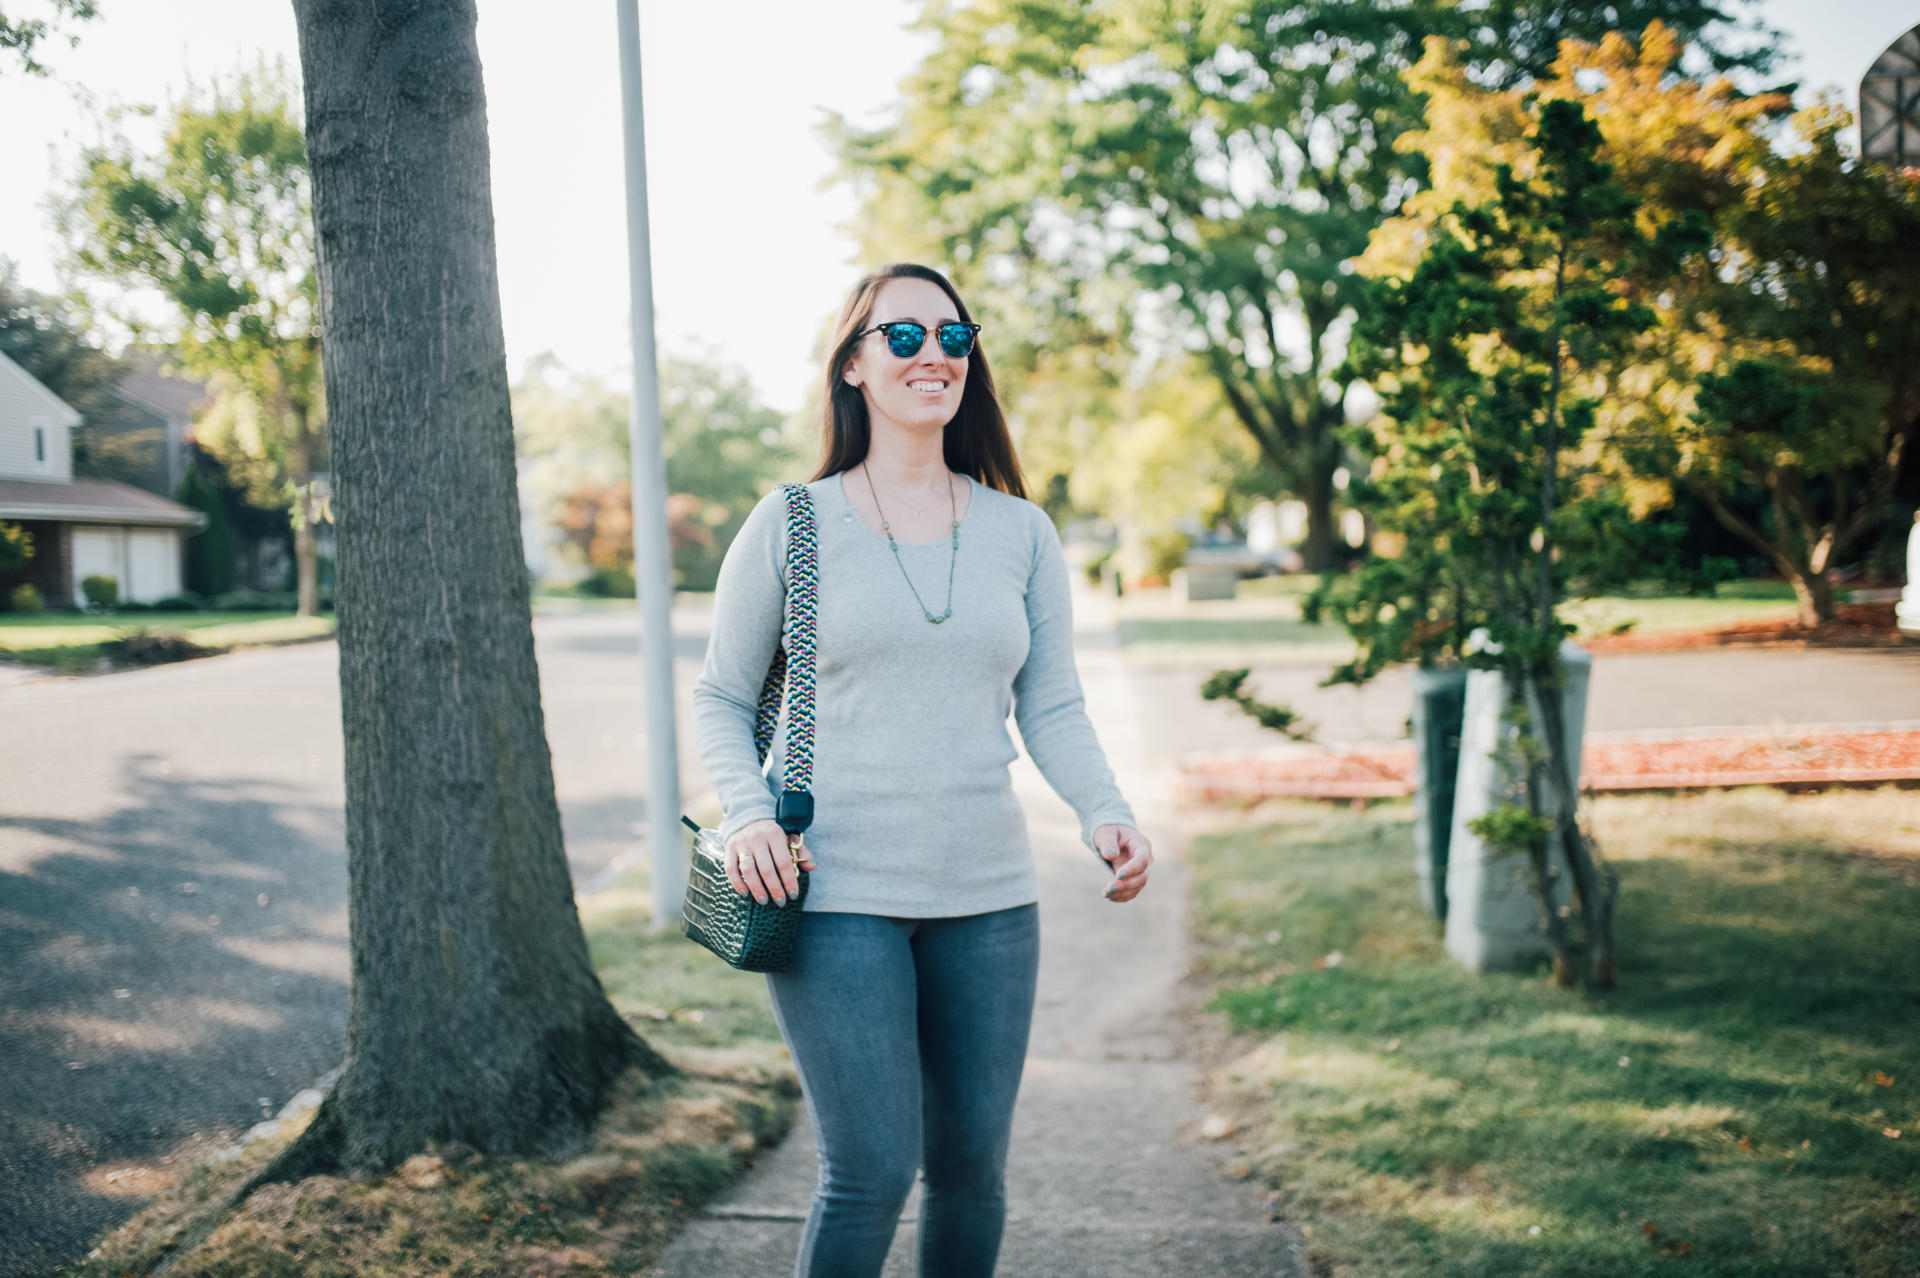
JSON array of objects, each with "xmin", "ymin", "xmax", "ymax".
[{"xmin": 0, "ymin": 752, "xmax": 349, "ymax": 1278}]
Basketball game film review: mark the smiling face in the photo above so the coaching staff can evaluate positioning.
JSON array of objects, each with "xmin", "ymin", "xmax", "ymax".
[{"xmin": 841, "ymin": 276, "xmax": 969, "ymax": 437}]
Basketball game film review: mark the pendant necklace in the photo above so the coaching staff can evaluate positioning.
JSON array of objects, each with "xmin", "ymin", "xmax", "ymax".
[{"xmin": 862, "ymin": 463, "xmax": 959, "ymax": 625}]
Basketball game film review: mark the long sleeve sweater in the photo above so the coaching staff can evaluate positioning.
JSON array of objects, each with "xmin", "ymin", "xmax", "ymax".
[{"xmin": 690, "ymin": 471, "xmax": 1137, "ymax": 917}]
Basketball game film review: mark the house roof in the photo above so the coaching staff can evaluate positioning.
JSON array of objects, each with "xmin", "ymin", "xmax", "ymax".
[
  {"xmin": 0, "ymin": 476, "xmax": 206, "ymax": 528},
  {"xmin": 0, "ymin": 349, "xmax": 83, "ymax": 428},
  {"xmin": 115, "ymin": 355, "xmax": 207, "ymax": 419}
]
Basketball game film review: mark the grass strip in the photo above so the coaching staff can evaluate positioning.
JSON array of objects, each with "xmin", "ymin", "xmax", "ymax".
[
  {"xmin": 1188, "ymin": 788, "xmax": 1920, "ymax": 1277},
  {"xmin": 64, "ymin": 869, "xmax": 797, "ymax": 1278}
]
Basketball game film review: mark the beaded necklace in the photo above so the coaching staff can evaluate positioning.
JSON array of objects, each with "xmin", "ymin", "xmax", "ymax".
[{"xmin": 860, "ymin": 464, "xmax": 959, "ymax": 625}]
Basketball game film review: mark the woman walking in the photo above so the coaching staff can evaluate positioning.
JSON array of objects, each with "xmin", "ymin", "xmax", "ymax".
[{"xmin": 691, "ymin": 262, "xmax": 1152, "ymax": 1278}]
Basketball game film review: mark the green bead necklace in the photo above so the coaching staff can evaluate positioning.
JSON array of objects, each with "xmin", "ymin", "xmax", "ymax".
[{"xmin": 861, "ymin": 463, "xmax": 959, "ymax": 624}]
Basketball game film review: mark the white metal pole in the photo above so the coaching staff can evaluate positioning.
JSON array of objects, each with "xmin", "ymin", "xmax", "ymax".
[{"xmin": 615, "ymin": 0, "xmax": 686, "ymax": 927}]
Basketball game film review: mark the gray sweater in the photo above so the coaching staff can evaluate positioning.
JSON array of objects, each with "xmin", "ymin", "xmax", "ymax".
[{"xmin": 691, "ymin": 471, "xmax": 1137, "ymax": 917}]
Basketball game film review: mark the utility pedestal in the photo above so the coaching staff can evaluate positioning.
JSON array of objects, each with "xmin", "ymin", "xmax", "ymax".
[{"xmin": 1444, "ymin": 629, "xmax": 1592, "ymax": 972}]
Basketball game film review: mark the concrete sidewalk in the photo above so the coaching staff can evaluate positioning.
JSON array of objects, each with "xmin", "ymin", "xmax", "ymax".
[{"xmin": 648, "ymin": 596, "xmax": 1301, "ymax": 1276}]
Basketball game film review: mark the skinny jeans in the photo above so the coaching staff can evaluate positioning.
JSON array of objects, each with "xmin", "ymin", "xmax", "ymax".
[{"xmin": 765, "ymin": 903, "xmax": 1041, "ymax": 1278}]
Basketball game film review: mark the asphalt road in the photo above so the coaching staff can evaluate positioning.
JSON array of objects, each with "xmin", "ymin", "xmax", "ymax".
[
  {"xmin": 0, "ymin": 607, "xmax": 713, "ymax": 1278},
  {"xmin": 1128, "ymin": 644, "xmax": 1920, "ymax": 757}
]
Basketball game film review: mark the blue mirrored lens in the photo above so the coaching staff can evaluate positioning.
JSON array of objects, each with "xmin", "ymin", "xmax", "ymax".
[
  {"xmin": 883, "ymin": 323, "xmax": 926, "ymax": 357},
  {"xmin": 936, "ymin": 324, "xmax": 976, "ymax": 357}
]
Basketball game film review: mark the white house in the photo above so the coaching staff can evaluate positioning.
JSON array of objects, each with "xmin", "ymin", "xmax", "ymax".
[{"xmin": 0, "ymin": 349, "xmax": 204, "ymax": 606}]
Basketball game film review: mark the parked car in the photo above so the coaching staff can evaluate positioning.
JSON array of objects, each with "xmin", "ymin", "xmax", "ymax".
[{"xmin": 1182, "ymin": 533, "xmax": 1304, "ymax": 577}]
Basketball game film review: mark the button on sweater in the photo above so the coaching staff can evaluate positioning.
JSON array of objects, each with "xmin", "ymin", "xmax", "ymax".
[{"xmin": 690, "ymin": 471, "xmax": 1137, "ymax": 918}]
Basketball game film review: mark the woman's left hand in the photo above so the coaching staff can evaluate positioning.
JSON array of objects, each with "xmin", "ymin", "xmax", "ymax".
[{"xmin": 1093, "ymin": 824, "xmax": 1152, "ymax": 903}]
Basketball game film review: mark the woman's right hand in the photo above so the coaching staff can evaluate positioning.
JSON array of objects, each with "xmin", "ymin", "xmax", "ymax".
[{"xmin": 724, "ymin": 819, "xmax": 816, "ymax": 906}]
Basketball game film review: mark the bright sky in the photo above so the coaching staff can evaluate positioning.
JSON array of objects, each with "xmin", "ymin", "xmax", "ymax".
[{"xmin": 0, "ymin": 1, "xmax": 1909, "ymax": 415}]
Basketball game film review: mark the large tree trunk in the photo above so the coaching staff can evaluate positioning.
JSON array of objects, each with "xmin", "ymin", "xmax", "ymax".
[
  {"xmin": 1691, "ymin": 479, "xmax": 1837, "ymax": 626},
  {"xmin": 1302, "ymin": 446, "xmax": 1339, "ymax": 573},
  {"xmin": 1786, "ymin": 568, "xmax": 1836, "ymax": 629},
  {"xmin": 266, "ymin": 0, "xmax": 667, "ymax": 1183}
]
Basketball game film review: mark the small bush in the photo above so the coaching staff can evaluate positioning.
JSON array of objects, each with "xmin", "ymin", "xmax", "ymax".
[
  {"xmin": 117, "ymin": 600, "xmax": 152, "ymax": 613},
  {"xmin": 81, "ymin": 574, "xmax": 119, "ymax": 611},
  {"xmin": 210, "ymin": 588, "xmax": 297, "ymax": 611},
  {"xmin": 8, "ymin": 583, "xmax": 44, "ymax": 614},
  {"xmin": 1082, "ymin": 546, "xmax": 1115, "ymax": 587},
  {"xmin": 1145, "ymin": 530, "xmax": 1191, "ymax": 580},
  {"xmin": 579, "ymin": 567, "xmax": 637, "ymax": 598},
  {"xmin": 150, "ymin": 593, "xmax": 205, "ymax": 612}
]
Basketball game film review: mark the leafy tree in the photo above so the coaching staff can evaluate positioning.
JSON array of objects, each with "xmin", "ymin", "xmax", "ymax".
[
  {"xmin": 1336, "ymin": 94, "xmax": 1692, "ymax": 986},
  {"xmin": 1041, "ymin": 357, "xmax": 1272, "ymax": 580},
  {"xmin": 176, "ymin": 460, "xmax": 237, "ymax": 597},
  {"xmin": 0, "ymin": 263, "xmax": 154, "ymax": 481},
  {"xmin": 60, "ymin": 68, "xmax": 328, "ymax": 616},
  {"xmin": 513, "ymin": 354, "xmax": 796, "ymax": 591},
  {"xmin": 0, "ymin": 521, "xmax": 31, "ymax": 576},
  {"xmin": 831, "ymin": 0, "xmax": 1772, "ymax": 571},
  {"xmin": 0, "ymin": 0, "xmax": 94, "ymax": 74},
  {"xmin": 243, "ymin": 0, "xmax": 668, "ymax": 1191},
  {"xmin": 1369, "ymin": 25, "xmax": 1920, "ymax": 624},
  {"xmin": 1637, "ymin": 110, "xmax": 1920, "ymax": 622}
]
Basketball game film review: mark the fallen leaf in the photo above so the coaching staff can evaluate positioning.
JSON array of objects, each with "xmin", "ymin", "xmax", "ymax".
[
  {"xmin": 1874, "ymin": 1071, "xmax": 1895, "ymax": 1087},
  {"xmin": 1200, "ymin": 1114, "xmax": 1236, "ymax": 1140},
  {"xmin": 1884, "ymin": 1128, "xmax": 1902, "ymax": 1139},
  {"xmin": 1737, "ymin": 1138, "xmax": 1752, "ymax": 1152},
  {"xmin": 1643, "ymin": 1221, "xmax": 1659, "ymax": 1238}
]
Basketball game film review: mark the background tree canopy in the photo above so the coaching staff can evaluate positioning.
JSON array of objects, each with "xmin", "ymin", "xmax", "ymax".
[
  {"xmin": 59, "ymin": 66, "xmax": 329, "ymax": 615},
  {"xmin": 829, "ymin": 0, "xmax": 1773, "ymax": 571},
  {"xmin": 513, "ymin": 353, "xmax": 801, "ymax": 593},
  {"xmin": 1362, "ymin": 24, "xmax": 1920, "ymax": 624}
]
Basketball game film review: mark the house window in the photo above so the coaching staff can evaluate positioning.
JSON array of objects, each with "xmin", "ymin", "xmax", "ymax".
[{"xmin": 33, "ymin": 426, "xmax": 46, "ymax": 463}]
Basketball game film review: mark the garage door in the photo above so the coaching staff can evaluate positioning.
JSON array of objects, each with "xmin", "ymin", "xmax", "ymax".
[
  {"xmin": 128, "ymin": 528, "xmax": 181, "ymax": 603},
  {"xmin": 71, "ymin": 527, "xmax": 124, "ymax": 601}
]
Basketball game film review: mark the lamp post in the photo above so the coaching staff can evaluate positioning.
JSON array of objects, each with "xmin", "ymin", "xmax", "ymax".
[{"xmin": 615, "ymin": 0, "xmax": 686, "ymax": 926}]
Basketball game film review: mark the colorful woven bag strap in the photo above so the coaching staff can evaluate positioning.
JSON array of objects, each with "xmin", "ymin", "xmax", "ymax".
[{"xmin": 750, "ymin": 482, "xmax": 818, "ymax": 834}]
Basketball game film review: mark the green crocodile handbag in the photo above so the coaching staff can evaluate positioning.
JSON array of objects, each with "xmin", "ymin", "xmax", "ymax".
[{"xmin": 679, "ymin": 483, "xmax": 819, "ymax": 973}]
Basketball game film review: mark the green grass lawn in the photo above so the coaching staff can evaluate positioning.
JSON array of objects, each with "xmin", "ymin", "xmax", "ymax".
[
  {"xmin": 0, "ymin": 594, "xmax": 694, "ymax": 675},
  {"xmin": 1112, "ymin": 578, "xmax": 1805, "ymax": 667},
  {"xmin": 68, "ymin": 858, "xmax": 794, "ymax": 1278},
  {"xmin": 1189, "ymin": 788, "xmax": 1920, "ymax": 1277},
  {"xmin": 0, "ymin": 611, "xmax": 336, "ymax": 673}
]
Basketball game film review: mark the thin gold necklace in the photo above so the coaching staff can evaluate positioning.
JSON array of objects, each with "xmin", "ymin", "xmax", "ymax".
[{"xmin": 861, "ymin": 464, "xmax": 959, "ymax": 625}]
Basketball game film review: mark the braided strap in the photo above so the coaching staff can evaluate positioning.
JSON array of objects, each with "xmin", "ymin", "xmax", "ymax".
[{"xmin": 750, "ymin": 483, "xmax": 818, "ymax": 824}]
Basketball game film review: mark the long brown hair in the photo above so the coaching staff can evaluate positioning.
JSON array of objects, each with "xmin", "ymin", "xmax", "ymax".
[{"xmin": 811, "ymin": 263, "xmax": 1028, "ymax": 499}]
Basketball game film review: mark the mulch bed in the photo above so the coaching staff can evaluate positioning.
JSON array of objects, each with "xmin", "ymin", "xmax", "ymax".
[
  {"xmin": 1583, "ymin": 601, "xmax": 1911, "ymax": 652},
  {"xmin": 1178, "ymin": 730, "xmax": 1920, "ymax": 802}
]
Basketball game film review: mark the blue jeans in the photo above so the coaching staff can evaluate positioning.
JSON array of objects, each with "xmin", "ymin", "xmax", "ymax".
[{"xmin": 766, "ymin": 903, "xmax": 1041, "ymax": 1278}]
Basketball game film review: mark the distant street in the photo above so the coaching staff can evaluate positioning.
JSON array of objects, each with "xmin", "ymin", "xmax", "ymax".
[
  {"xmin": 1126, "ymin": 644, "xmax": 1920, "ymax": 757},
  {"xmin": 0, "ymin": 606, "xmax": 713, "ymax": 1278}
]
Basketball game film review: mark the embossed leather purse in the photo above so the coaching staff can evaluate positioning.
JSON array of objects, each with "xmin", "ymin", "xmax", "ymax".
[{"xmin": 679, "ymin": 482, "xmax": 818, "ymax": 973}]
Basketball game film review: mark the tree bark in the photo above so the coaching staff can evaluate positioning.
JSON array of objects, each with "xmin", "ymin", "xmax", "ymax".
[
  {"xmin": 1690, "ymin": 479, "xmax": 1835, "ymax": 626},
  {"xmin": 1303, "ymin": 440, "xmax": 1339, "ymax": 573},
  {"xmin": 266, "ymin": 0, "xmax": 668, "ymax": 1182}
]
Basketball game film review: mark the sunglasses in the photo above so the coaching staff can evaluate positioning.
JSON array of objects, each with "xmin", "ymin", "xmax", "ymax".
[{"xmin": 855, "ymin": 320, "xmax": 982, "ymax": 360}]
